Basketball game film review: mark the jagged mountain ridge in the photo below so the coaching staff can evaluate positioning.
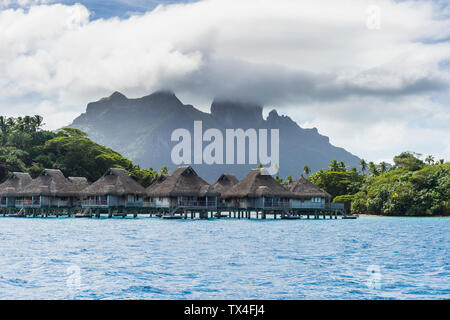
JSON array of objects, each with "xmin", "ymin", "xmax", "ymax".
[{"xmin": 69, "ymin": 90, "xmax": 360, "ymax": 182}]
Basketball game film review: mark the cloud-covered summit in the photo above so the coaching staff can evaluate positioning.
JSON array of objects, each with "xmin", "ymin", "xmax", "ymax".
[{"xmin": 0, "ymin": 0, "xmax": 449, "ymax": 162}]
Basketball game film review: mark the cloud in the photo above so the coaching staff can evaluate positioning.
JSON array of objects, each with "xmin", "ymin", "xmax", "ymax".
[
  {"xmin": 296, "ymin": 96, "xmax": 450, "ymax": 163},
  {"xmin": 0, "ymin": 0, "xmax": 449, "ymax": 161},
  {"xmin": 0, "ymin": 0, "xmax": 53, "ymax": 8}
]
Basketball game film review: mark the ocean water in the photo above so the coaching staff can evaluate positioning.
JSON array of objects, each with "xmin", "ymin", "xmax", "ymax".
[{"xmin": 0, "ymin": 216, "xmax": 448, "ymax": 300}]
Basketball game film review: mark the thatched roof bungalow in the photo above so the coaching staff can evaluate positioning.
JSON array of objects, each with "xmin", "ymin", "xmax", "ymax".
[
  {"xmin": 16, "ymin": 169, "xmax": 86, "ymax": 207},
  {"xmin": 211, "ymin": 174, "xmax": 239, "ymax": 194},
  {"xmin": 211, "ymin": 174, "xmax": 239, "ymax": 208},
  {"xmin": 146, "ymin": 166, "xmax": 218, "ymax": 209},
  {"xmin": 222, "ymin": 168, "xmax": 293, "ymax": 209},
  {"xmin": 81, "ymin": 168, "xmax": 145, "ymax": 208},
  {"xmin": 145, "ymin": 174, "xmax": 168, "ymax": 194},
  {"xmin": 0, "ymin": 172, "xmax": 32, "ymax": 207},
  {"xmin": 68, "ymin": 177, "xmax": 89, "ymax": 192},
  {"xmin": 289, "ymin": 176, "xmax": 332, "ymax": 209}
]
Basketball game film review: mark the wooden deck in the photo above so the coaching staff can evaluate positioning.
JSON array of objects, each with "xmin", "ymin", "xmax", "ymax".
[{"xmin": 0, "ymin": 205, "xmax": 355, "ymax": 220}]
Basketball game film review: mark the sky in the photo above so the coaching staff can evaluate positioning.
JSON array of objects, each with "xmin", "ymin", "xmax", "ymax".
[{"xmin": 0, "ymin": 0, "xmax": 449, "ymax": 164}]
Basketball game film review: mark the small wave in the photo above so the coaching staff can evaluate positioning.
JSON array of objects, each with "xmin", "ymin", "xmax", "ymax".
[{"xmin": 126, "ymin": 285, "xmax": 165, "ymax": 295}]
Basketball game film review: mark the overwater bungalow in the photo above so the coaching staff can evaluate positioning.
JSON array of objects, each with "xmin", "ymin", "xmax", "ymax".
[
  {"xmin": 15, "ymin": 169, "xmax": 86, "ymax": 209},
  {"xmin": 146, "ymin": 166, "xmax": 219, "ymax": 214},
  {"xmin": 143, "ymin": 174, "xmax": 168, "ymax": 208},
  {"xmin": 68, "ymin": 177, "xmax": 89, "ymax": 190},
  {"xmin": 222, "ymin": 168, "xmax": 293, "ymax": 212},
  {"xmin": 289, "ymin": 175, "xmax": 332, "ymax": 209},
  {"xmin": 68, "ymin": 177, "xmax": 90, "ymax": 207},
  {"xmin": 81, "ymin": 168, "xmax": 145, "ymax": 209},
  {"xmin": 0, "ymin": 166, "xmax": 351, "ymax": 219},
  {"xmin": 211, "ymin": 174, "xmax": 239, "ymax": 208},
  {"xmin": 0, "ymin": 172, "xmax": 32, "ymax": 211}
]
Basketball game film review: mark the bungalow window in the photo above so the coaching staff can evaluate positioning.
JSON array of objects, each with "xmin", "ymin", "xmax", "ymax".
[
  {"xmin": 0, "ymin": 197, "xmax": 6, "ymax": 205},
  {"xmin": 98, "ymin": 196, "xmax": 107, "ymax": 205}
]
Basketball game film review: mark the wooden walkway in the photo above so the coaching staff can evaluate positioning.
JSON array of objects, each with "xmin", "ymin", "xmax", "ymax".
[{"xmin": 0, "ymin": 206, "xmax": 355, "ymax": 220}]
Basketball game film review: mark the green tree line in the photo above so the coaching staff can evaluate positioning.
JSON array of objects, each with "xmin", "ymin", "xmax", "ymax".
[
  {"xmin": 298, "ymin": 152, "xmax": 449, "ymax": 216},
  {"xmin": 0, "ymin": 115, "xmax": 167, "ymax": 187}
]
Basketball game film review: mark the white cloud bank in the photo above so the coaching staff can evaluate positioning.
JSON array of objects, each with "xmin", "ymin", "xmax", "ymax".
[{"xmin": 0, "ymin": 0, "xmax": 449, "ymax": 162}]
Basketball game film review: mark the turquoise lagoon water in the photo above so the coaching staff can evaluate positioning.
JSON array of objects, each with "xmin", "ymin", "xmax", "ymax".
[{"xmin": 0, "ymin": 217, "xmax": 448, "ymax": 299}]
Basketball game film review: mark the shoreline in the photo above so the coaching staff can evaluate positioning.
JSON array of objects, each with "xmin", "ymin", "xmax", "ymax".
[{"xmin": 358, "ymin": 214, "xmax": 450, "ymax": 218}]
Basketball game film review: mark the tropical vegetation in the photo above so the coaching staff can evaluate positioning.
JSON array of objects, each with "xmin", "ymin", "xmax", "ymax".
[
  {"xmin": 0, "ymin": 115, "xmax": 167, "ymax": 187},
  {"xmin": 302, "ymin": 152, "xmax": 449, "ymax": 216}
]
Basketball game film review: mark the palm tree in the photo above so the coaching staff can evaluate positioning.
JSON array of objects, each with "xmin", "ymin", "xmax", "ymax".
[
  {"xmin": 359, "ymin": 159, "xmax": 367, "ymax": 173},
  {"xmin": 285, "ymin": 175, "xmax": 293, "ymax": 186},
  {"xmin": 329, "ymin": 159, "xmax": 339, "ymax": 172},
  {"xmin": 425, "ymin": 155, "xmax": 434, "ymax": 165},
  {"xmin": 303, "ymin": 165, "xmax": 311, "ymax": 176},
  {"xmin": 0, "ymin": 116, "xmax": 8, "ymax": 146},
  {"xmin": 160, "ymin": 166, "xmax": 169, "ymax": 175},
  {"xmin": 379, "ymin": 161, "xmax": 387, "ymax": 174},
  {"xmin": 23, "ymin": 116, "xmax": 33, "ymax": 134},
  {"xmin": 16, "ymin": 117, "xmax": 24, "ymax": 132},
  {"xmin": 32, "ymin": 115, "xmax": 44, "ymax": 130},
  {"xmin": 439, "ymin": 159, "xmax": 445, "ymax": 165},
  {"xmin": 6, "ymin": 117, "xmax": 15, "ymax": 129},
  {"xmin": 369, "ymin": 161, "xmax": 378, "ymax": 176},
  {"xmin": 338, "ymin": 161, "xmax": 346, "ymax": 172}
]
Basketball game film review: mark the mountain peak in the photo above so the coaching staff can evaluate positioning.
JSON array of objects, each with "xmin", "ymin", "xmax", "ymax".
[
  {"xmin": 142, "ymin": 90, "xmax": 182, "ymax": 106},
  {"xmin": 266, "ymin": 108, "xmax": 297, "ymax": 126},
  {"xmin": 109, "ymin": 91, "xmax": 127, "ymax": 100},
  {"xmin": 70, "ymin": 90, "xmax": 360, "ymax": 182},
  {"xmin": 267, "ymin": 109, "xmax": 279, "ymax": 119},
  {"xmin": 152, "ymin": 89, "xmax": 176, "ymax": 96},
  {"xmin": 210, "ymin": 99, "xmax": 263, "ymax": 127}
]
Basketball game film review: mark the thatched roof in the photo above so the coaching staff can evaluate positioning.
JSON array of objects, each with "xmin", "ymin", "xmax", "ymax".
[
  {"xmin": 17, "ymin": 169, "xmax": 81, "ymax": 197},
  {"xmin": 82, "ymin": 168, "xmax": 145, "ymax": 196},
  {"xmin": 0, "ymin": 172, "xmax": 33, "ymax": 196},
  {"xmin": 289, "ymin": 176, "xmax": 332, "ymax": 199},
  {"xmin": 68, "ymin": 177, "xmax": 89, "ymax": 192},
  {"xmin": 211, "ymin": 174, "xmax": 239, "ymax": 194},
  {"xmin": 148, "ymin": 166, "xmax": 219, "ymax": 197},
  {"xmin": 145, "ymin": 174, "xmax": 168, "ymax": 194},
  {"xmin": 222, "ymin": 168, "xmax": 293, "ymax": 198}
]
